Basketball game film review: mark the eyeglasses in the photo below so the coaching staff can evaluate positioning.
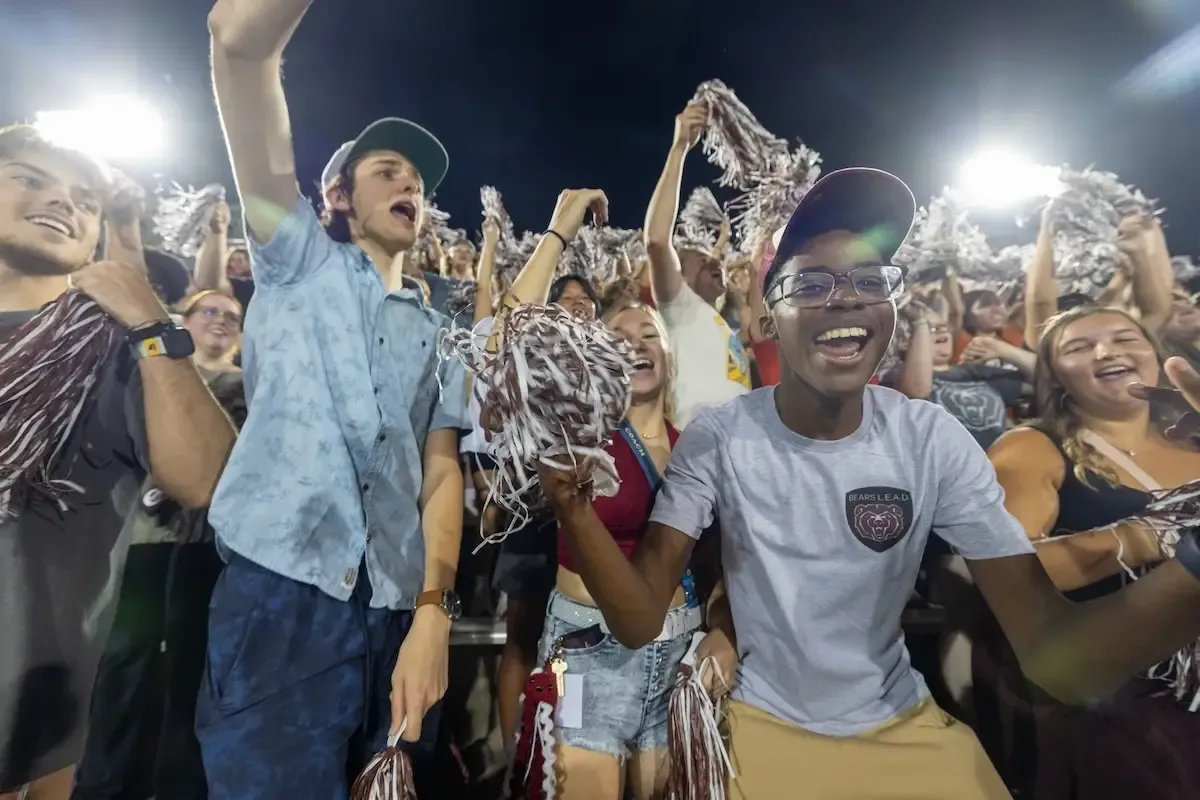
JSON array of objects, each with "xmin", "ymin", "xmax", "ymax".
[
  {"xmin": 767, "ymin": 265, "xmax": 907, "ymax": 309},
  {"xmin": 193, "ymin": 306, "xmax": 243, "ymax": 328}
]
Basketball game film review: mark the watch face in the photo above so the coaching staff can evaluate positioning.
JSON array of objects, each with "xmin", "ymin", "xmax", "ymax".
[
  {"xmin": 443, "ymin": 590, "xmax": 463, "ymax": 621},
  {"xmin": 166, "ymin": 326, "xmax": 196, "ymax": 358}
]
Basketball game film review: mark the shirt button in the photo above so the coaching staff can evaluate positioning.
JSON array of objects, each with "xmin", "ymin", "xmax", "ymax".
[
  {"xmin": 377, "ymin": 433, "xmax": 386, "ymax": 443},
  {"xmin": 343, "ymin": 568, "xmax": 356, "ymax": 588},
  {"xmin": 378, "ymin": 337, "xmax": 384, "ymax": 345},
  {"xmin": 361, "ymin": 483, "xmax": 369, "ymax": 492}
]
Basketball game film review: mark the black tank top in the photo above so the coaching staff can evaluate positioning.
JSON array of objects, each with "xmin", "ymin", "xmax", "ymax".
[{"xmin": 1031, "ymin": 426, "xmax": 1151, "ymax": 601}]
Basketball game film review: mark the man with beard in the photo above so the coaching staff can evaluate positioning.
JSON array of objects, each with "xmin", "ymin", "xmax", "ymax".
[
  {"xmin": 0, "ymin": 125, "xmax": 236, "ymax": 799},
  {"xmin": 539, "ymin": 168, "xmax": 1200, "ymax": 798},
  {"xmin": 201, "ymin": 1, "xmax": 469, "ymax": 796}
]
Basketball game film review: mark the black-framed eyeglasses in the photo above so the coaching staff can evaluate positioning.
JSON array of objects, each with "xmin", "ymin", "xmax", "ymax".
[
  {"xmin": 767, "ymin": 265, "xmax": 908, "ymax": 309},
  {"xmin": 193, "ymin": 306, "xmax": 243, "ymax": 328}
]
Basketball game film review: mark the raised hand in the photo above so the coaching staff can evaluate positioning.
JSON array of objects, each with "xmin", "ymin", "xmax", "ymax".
[
  {"xmin": 548, "ymin": 189, "xmax": 609, "ymax": 242},
  {"xmin": 673, "ymin": 102, "xmax": 709, "ymax": 151}
]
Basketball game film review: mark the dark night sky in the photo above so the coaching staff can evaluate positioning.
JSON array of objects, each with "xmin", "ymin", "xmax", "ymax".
[{"xmin": 3, "ymin": 0, "xmax": 1200, "ymax": 250}]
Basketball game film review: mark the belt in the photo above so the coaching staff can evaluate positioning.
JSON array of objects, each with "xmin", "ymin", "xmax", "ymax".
[{"xmin": 548, "ymin": 591, "xmax": 702, "ymax": 643}]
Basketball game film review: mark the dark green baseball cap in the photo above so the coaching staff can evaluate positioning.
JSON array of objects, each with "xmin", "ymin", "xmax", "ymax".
[{"xmin": 321, "ymin": 118, "xmax": 448, "ymax": 195}]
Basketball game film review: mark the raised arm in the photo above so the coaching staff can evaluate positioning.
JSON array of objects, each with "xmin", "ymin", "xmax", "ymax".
[
  {"xmin": 1118, "ymin": 216, "xmax": 1173, "ymax": 333},
  {"xmin": 193, "ymin": 200, "xmax": 233, "ymax": 293},
  {"xmin": 928, "ymin": 417, "xmax": 1200, "ymax": 704},
  {"xmin": 506, "ymin": 188, "xmax": 607, "ymax": 306},
  {"xmin": 644, "ymin": 103, "xmax": 708, "ymax": 306},
  {"xmin": 207, "ymin": 0, "xmax": 309, "ymax": 245}
]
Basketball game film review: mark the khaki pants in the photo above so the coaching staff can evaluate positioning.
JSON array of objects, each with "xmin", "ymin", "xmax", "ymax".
[{"xmin": 728, "ymin": 698, "xmax": 1012, "ymax": 799}]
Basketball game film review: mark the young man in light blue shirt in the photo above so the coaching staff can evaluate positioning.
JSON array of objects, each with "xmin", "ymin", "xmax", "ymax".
[{"xmin": 200, "ymin": 2, "xmax": 469, "ymax": 796}]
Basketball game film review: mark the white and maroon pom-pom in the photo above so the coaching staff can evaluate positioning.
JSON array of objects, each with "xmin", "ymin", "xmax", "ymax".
[
  {"xmin": 442, "ymin": 305, "xmax": 634, "ymax": 548},
  {"xmin": 350, "ymin": 724, "xmax": 418, "ymax": 800},
  {"xmin": 665, "ymin": 633, "xmax": 734, "ymax": 800}
]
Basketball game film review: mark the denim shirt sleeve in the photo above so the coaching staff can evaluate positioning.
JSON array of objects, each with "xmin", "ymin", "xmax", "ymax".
[
  {"xmin": 247, "ymin": 196, "xmax": 340, "ymax": 287},
  {"xmin": 431, "ymin": 352, "xmax": 470, "ymax": 432}
]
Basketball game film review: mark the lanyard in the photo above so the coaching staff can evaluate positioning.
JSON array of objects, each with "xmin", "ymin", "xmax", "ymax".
[
  {"xmin": 618, "ymin": 420, "xmax": 663, "ymax": 492},
  {"xmin": 617, "ymin": 420, "xmax": 699, "ymax": 608}
]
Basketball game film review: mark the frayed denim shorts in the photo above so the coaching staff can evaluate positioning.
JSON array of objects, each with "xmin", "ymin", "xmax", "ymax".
[{"xmin": 536, "ymin": 590, "xmax": 701, "ymax": 758}]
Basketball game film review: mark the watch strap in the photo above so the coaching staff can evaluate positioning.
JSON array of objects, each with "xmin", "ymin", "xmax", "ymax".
[
  {"xmin": 1174, "ymin": 529, "xmax": 1200, "ymax": 582},
  {"xmin": 132, "ymin": 335, "xmax": 169, "ymax": 359},
  {"xmin": 415, "ymin": 589, "xmax": 445, "ymax": 609}
]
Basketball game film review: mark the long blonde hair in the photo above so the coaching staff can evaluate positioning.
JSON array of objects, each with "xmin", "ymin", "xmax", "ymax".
[
  {"xmin": 602, "ymin": 299, "xmax": 677, "ymax": 425},
  {"xmin": 1033, "ymin": 305, "xmax": 1184, "ymax": 486}
]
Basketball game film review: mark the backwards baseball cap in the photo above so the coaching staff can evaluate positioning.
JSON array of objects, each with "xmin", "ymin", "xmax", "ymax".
[
  {"xmin": 760, "ymin": 167, "xmax": 916, "ymax": 296},
  {"xmin": 320, "ymin": 118, "xmax": 449, "ymax": 195}
]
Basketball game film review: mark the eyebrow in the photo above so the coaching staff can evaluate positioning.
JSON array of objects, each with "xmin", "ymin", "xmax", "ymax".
[{"xmin": 5, "ymin": 160, "xmax": 99, "ymax": 203}]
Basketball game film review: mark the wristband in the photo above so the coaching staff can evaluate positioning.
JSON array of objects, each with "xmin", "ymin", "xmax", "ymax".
[
  {"xmin": 1174, "ymin": 528, "xmax": 1200, "ymax": 582},
  {"xmin": 543, "ymin": 229, "xmax": 568, "ymax": 249}
]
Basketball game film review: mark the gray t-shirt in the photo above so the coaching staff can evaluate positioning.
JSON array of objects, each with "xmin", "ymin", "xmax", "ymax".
[{"xmin": 650, "ymin": 384, "xmax": 1034, "ymax": 736}]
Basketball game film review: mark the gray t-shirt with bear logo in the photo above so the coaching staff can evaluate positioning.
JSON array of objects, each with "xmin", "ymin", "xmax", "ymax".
[{"xmin": 650, "ymin": 385, "xmax": 1033, "ymax": 736}]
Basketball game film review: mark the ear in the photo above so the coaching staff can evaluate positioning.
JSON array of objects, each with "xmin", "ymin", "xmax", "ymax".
[
  {"xmin": 760, "ymin": 313, "xmax": 778, "ymax": 341},
  {"xmin": 326, "ymin": 184, "xmax": 352, "ymax": 214}
]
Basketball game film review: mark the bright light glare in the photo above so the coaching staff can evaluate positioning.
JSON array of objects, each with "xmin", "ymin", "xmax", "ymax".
[
  {"xmin": 34, "ymin": 97, "xmax": 165, "ymax": 162},
  {"xmin": 956, "ymin": 149, "xmax": 1062, "ymax": 209}
]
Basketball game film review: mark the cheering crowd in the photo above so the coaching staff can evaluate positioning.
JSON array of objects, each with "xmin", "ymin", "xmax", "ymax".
[{"xmin": 5, "ymin": 1, "xmax": 1200, "ymax": 799}]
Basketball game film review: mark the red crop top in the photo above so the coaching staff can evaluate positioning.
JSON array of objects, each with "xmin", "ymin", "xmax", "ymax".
[{"xmin": 556, "ymin": 422, "xmax": 680, "ymax": 572}]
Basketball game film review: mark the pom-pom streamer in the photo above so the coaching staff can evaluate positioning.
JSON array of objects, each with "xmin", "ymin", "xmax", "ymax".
[
  {"xmin": 0, "ymin": 291, "xmax": 120, "ymax": 518},
  {"xmin": 665, "ymin": 633, "xmax": 734, "ymax": 800},
  {"xmin": 350, "ymin": 721, "xmax": 418, "ymax": 800},
  {"xmin": 691, "ymin": 80, "xmax": 790, "ymax": 190},
  {"xmin": 1045, "ymin": 167, "xmax": 1159, "ymax": 296},
  {"xmin": 1068, "ymin": 482, "xmax": 1200, "ymax": 710},
  {"xmin": 441, "ymin": 305, "xmax": 634, "ymax": 550},
  {"xmin": 153, "ymin": 183, "xmax": 226, "ymax": 258}
]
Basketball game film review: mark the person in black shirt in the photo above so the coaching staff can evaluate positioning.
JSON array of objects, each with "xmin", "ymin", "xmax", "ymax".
[{"xmin": 0, "ymin": 125, "xmax": 236, "ymax": 800}]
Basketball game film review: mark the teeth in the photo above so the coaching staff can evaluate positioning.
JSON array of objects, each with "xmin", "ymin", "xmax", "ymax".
[
  {"xmin": 29, "ymin": 216, "xmax": 70, "ymax": 236},
  {"xmin": 816, "ymin": 326, "xmax": 868, "ymax": 343}
]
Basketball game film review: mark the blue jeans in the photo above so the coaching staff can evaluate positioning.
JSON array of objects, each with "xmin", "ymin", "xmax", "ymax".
[
  {"xmin": 537, "ymin": 591, "xmax": 696, "ymax": 757},
  {"xmin": 195, "ymin": 554, "xmax": 439, "ymax": 799}
]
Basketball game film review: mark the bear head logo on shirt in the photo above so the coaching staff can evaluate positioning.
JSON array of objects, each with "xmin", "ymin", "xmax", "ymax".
[{"xmin": 844, "ymin": 486, "xmax": 914, "ymax": 553}]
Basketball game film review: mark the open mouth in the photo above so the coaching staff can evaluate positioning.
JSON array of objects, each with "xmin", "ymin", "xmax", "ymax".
[
  {"xmin": 1094, "ymin": 364, "xmax": 1136, "ymax": 381},
  {"xmin": 27, "ymin": 214, "xmax": 75, "ymax": 239},
  {"xmin": 390, "ymin": 200, "xmax": 416, "ymax": 223},
  {"xmin": 814, "ymin": 326, "xmax": 872, "ymax": 364},
  {"xmin": 632, "ymin": 356, "xmax": 654, "ymax": 373}
]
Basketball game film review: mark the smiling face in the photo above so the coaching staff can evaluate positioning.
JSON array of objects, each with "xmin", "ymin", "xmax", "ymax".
[
  {"xmin": 607, "ymin": 305, "xmax": 668, "ymax": 405},
  {"xmin": 764, "ymin": 230, "xmax": 897, "ymax": 398},
  {"xmin": 182, "ymin": 292, "xmax": 243, "ymax": 359},
  {"xmin": 0, "ymin": 146, "xmax": 104, "ymax": 275},
  {"xmin": 1162, "ymin": 300, "xmax": 1200, "ymax": 344},
  {"xmin": 330, "ymin": 150, "xmax": 424, "ymax": 255},
  {"xmin": 1050, "ymin": 311, "xmax": 1160, "ymax": 418},
  {"xmin": 447, "ymin": 241, "xmax": 475, "ymax": 279},
  {"xmin": 681, "ymin": 248, "xmax": 726, "ymax": 306},
  {"xmin": 965, "ymin": 291, "xmax": 1008, "ymax": 335},
  {"xmin": 553, "ymin": 278, "xmax": 597, "ymax": 320},
  {"xmin": 226, "ymin": 247, "xmax": 250, "ymax": 279}
]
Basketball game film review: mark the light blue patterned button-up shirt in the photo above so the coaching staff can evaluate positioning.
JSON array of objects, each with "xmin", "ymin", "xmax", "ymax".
[{"xmin": 208, "ymin": 198, "xmax": 469, "ymax": 609}]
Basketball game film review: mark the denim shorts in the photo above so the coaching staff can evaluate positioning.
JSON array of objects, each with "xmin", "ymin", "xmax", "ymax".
[{"xmin": 536, "ymin": 591, "xmax": 698, "ymax": 758}]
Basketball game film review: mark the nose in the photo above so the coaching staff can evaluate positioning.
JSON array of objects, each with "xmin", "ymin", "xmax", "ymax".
[
  {"xmin": 42, "ymin": 184, "xmax": 77, "ymax": 215},
  {"xmin": 826, "ymin": 279, "xmax": 866, "ymax": 310},
  {"xmin": 1093, "ymin": 340, "xmax": 1116, "ymax": 360}
]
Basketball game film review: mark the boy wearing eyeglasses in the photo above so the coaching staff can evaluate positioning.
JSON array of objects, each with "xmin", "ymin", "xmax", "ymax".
[{"xmin": 538, "ymin": 168, "xmax": 1200, "ymax": 798}]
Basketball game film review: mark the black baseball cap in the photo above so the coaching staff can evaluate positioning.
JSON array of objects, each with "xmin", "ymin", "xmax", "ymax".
[
  {"xmin": 321, "ymin": 118, "xmax": 449, "ymax": 195},
  {"xmin": 762, "ymin": 167, "xmax": 917, "ymax": 295}
]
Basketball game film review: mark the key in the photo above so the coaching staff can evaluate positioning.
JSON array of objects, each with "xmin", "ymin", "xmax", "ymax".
[{"xmin": 549, "ymin": 657, "xmax": 567, "ymax": 696}]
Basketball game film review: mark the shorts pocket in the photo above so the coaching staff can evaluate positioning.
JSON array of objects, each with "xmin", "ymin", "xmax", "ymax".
[{"xmin": 541, "ymin": 615, "xmax": 618, "ymax": 661}]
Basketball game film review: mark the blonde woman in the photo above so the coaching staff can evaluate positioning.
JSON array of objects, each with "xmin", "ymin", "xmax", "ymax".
[{"xmin": 987, "ymin": 305, "xmax": 1200, "ymax": 799}]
